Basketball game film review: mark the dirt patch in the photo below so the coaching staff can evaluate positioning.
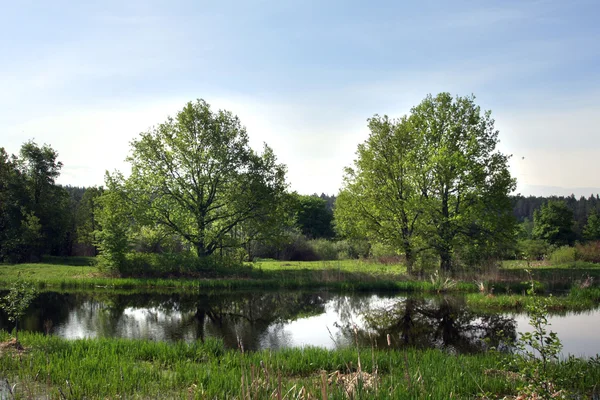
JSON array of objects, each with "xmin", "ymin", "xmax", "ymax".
[{"xmin": 0, "ymin": 338, "xmax": 25, "ymax": 354}]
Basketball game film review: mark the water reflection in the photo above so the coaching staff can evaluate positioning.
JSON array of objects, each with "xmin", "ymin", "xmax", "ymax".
[
  {"xmin": 0, "ymin": 290, "xmax": 598, "ymax": 357},
  {"xmin": 339, "ymin": 296, "xmax": 517, "ymax": 353}
]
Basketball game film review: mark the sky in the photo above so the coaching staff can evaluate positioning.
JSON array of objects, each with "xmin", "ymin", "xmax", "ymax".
[{"xmin": 1, "ymin": 0, "xmax": 599, "ymax": 197}]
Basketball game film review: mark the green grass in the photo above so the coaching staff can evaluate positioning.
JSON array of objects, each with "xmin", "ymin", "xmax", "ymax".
[
  {"xmin": 466, "ymin": 286, "xmax": 600, "ymax": 313},
  {"xmin": 1, "ymin": 332, "xmax": 598, "ymax": 399},
  {"xmin": 0, "ymin": 258, "xmax": 465, "ymax": 294},
  {"xmin": 1, "ymin": 257, "xmax": 599, "ymax": 308}
]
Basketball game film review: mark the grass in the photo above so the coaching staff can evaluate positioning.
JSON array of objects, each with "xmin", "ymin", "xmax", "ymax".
[
  {"xmin": 466, "ymin": 287, "xmax": 600, "ymax": 313},
  {"xmin": 1, "ymin": 257, "xmax": 600, "ymax": 310},
  {"xmin": 1, "ymin": 332, "xmax": 598, "ymax": 399},
  {"xmin": 0, "ymin": 258, "xmax": 471, "ymax": 294}
]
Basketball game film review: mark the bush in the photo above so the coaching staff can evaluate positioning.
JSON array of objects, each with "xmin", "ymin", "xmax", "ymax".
[
  {"xmin": 98, "ymin": 251, "xmax": 246, "ymax": 277},
  {"xmin": 518, "ymin": 239, "xmax": 550, "ymax": 260},
  {"xmin": 575, "ymin": 241, "xmax": 600, "ymax": 263},
  {"xmin": 279, "ymin": 233, "xmax": 319, "ymax": 261},
  {"xmin": 336, "ymin": 239, "xmax": 370, "ymax": 260},
  {"xmin": 549, "ymin": 246, "xmax": 576, "ymax": 264},
  {"xmin": 308, "ymin": 239, "xmax": 338, "ymax": 261}
]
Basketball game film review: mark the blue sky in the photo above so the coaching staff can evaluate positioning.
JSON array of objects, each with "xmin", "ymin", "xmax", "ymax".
[{"xmin": 2, "ymin": 0, "xmax": 599, "ymax": 196}]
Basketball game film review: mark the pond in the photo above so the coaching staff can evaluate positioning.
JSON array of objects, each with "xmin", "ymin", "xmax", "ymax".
[{"xmin": 1, "ymin": 290, "xmax": 598, "ymax": 358}]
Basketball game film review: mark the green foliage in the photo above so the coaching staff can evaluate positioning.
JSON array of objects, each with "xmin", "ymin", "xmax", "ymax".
[
  {"xmin": 103, "ymin": 99, "xmax": 288, "ymax": 266},
  {"xmin": 290, "ymin": 194, "xmax": 334, "ymax": 239},
  {"xmin": 549, "ymin": 246, "xmax": 576, "ymax": 264},
  {"xmin": 518, "ymin": 239, "xmax": 550, "ymax": 260},
  {"xmin": 335, "ymin": 114, "xmax": 425, "ymax": 272},
  {"xmin": 0, "ymin": 142, "xmax": 70, "ymax": 262},
  {"xmin": 0, "ymin": 278, "xmax": 37, "ymax": 342},
  {"xmin": 429, "ymin": 270, "xmax": 457, "ymax": 293},
  {"xmin": 75, "ymin": 186, "xmax": 103, "ymax": 253},
  {"xmin": 574, "ymin": 241, "xmax": 600, "ymax": 263},
  {"xmin": 510, "ymin": 283, "xmax": 567, "ymax": 398},
  {"xmin": 95, "ymin": 174, "xmax": 132, "ymax": 273},
  {"xmin": 583, "ymin": 210, "xmax": 600, "ymax": 240},
  {"xmin": 308, "ymin": 239, "xmax": 338, "ymax": 260},
  {"xmin": 336, "ymin": 93, "xmax": 515, "ymax": 273},
  {"xmin": 518, "ymin": 217, "xmax": 534, "ymax": 239},
  {"xmin": 533, "ymin": 201, "xmax": 575, "ymax": 246},
  {"xmin": 335, "ymin": 239, "xmax": 370, "ymax": 259}
]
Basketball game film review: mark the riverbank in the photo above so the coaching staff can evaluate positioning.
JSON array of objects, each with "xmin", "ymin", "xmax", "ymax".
[
  {"xmin": 1, "ymin": 332, "xmax": 598, "ymax": 399},
  {"xmin": 2, "ymin": 258, "xmax": 600, "ymax": 312}
]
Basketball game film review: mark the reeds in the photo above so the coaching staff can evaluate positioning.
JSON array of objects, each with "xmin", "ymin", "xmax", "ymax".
[{"xmin": 1, "ymin": 331, "xmax": 599, "ymax": 399}]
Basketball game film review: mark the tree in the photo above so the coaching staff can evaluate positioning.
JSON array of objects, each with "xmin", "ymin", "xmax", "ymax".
[
  {"xmin": 0, "ymin": 142, "xmax": 70, "ymax": 261},
  {"xmin": 0, "ymin": 148, "xmax": 27, "ymax": 261},
  {"xmin": 0, "ymin": 278, "xmax": 37, "ymax": 344},
  {"xmin": 583, "ymin": 209, "xmax": 600, "ymax": 241},
  {"xmin": 335, "ymin": 115, "xmax": 425, "ymax": 273},
  {"xmin": 533, "ymin": 201, "xmax": 575, "ymax": 246},
  {"xmin": 336, "ymin": 93, "xmax": 516, "ymax": 272},
  {"xmin": 100, "ymin": 99, "xmax": 287, "ymax": 263},
  {"xmin": 76, "ymin": 186, "xmax": 104, "ymax": 255},
  {"xmin": 292, "ymin": 194, "xmax": 335, "ymax": 239},
  {"xmin": 17, "ymin": 141, "xmax": 70, "ymax": 257},
  {"xmin": 411, "ymin": 94, "xmax": 516, "ymax": 271}
]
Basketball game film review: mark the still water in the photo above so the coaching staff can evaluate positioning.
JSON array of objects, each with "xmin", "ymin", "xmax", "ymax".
[{"xmin": 1, "ymin": 290, "xmax": 598, "ymax": 357}]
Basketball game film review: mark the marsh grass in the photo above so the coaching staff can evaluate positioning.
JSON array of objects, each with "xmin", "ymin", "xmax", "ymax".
[
  {"xmin": 466, "ymin": 286, "xmax": 600, "ymax": 312},
  {"xmin": 0, "ymin": 332, "xmax": 598, "ymax": 399}
]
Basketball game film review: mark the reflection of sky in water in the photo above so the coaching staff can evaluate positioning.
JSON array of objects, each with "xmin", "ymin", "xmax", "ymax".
[
  {"xmin": 43, "ymin": 294, "xmax": 600, "ymax": 357},
  {"xmin": 513, "ymin": 310, "xmax": 600, "ymax": 358}
]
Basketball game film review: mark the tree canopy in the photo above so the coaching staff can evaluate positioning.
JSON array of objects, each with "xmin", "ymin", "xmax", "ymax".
[
  {"xmin": 533, "ymin": 200, "xmax": 575, "ymax": 246},
  {"xmin": 336, "ymin": 93, "xmax": 516, "ymax": 272},
  {"xmin": 97, "ymin": 99, "xmax": 288, "ymax": 266}
]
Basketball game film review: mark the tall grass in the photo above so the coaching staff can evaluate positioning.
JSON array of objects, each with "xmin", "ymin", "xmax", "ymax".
[{"xmin": 0, "ymin": 332, "xmax": 598, "ymax": 399}]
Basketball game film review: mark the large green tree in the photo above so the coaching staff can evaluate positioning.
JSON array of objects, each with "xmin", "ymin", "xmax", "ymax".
[
  {"xmin": 292, "ymin": 194, "xmax": 335, "ymax": 239},
  {"xmin": 100, "ymin": 99, "xmax": 288, "ymax": 262},
  {"xmin": 335, "ymin": 115, "xmax": 425, "ymax": 273},
  {"xmin": 583, "ymin": 209, "xmax": 600, "ymax": 241},
  {"xmin": 17, "ymin": 141, "xmax": 70, "ymax": 256},
  {"xmin": 533, "ymin": 200, "xmax": 575, "ymax": 246},
  {"xmin": 0, "ymin": 142, "xmax": 70, "ymax": 261},
  {"xmin": 336, "ymin": 93, "xmax": 516, "ymax": 272}
]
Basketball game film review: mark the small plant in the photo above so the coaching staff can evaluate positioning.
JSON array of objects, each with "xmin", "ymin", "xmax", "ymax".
[
  {"xmin": 0, "ymin": 278, "xmax": 38, "ymax": 344},
  {"xmin": 430, "ymin": 270, "xmax": 457, "ymax": 293},
  {"xmin": 510, "ymin": 279, "xmax": 566, "ymax": 399}
]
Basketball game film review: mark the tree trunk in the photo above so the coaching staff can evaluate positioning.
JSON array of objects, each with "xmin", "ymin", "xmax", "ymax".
[
  {"xmin": 196, "ymin": 242, "xmax": 207, "ymax": 257},
  {"xmin": 405, "ymin": 246, "xmax": 414, "ymax": 275},
  {"xmin": 440, "ymin": 249, "xmax": 452, "ymax": 272}
]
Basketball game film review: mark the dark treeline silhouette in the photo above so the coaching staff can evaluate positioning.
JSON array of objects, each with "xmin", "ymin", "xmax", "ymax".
[{"xmin": 512, "ymin": 194, "xmax": 600, "ymax": 239}]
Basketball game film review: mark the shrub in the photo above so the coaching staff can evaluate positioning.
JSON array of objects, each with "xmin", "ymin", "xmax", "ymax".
[
  {"xmin": 99, "ymin": 251, "xmax": 246, "ymax": 278},
  {"xmin": 549, "ymin": 246, "xmax": 576, "ymax": 264},
  {"xmin": 279, "ymin": 233, "xmax": 319, "ymax": 261},
  {"xmin": 308, "ymin": 239, "xmax": 338, "ymax": 261},
  {"xmin": 336, "ymin": 239, "xmax": 370, "ymax": 260},
  {"xmin": 518, "ymin": 239, "xmax": 550, "ymax": 260},
  {"xmin": 575, "ymin": 241, "xmax": 600, "ymax": 263}
]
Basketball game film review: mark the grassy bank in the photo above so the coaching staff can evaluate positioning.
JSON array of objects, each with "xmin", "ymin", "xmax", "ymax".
[
  {"xmin": 467, "ymin": 287, "xmax": 600, "ymax": 313},
  {"xmin": 1, "ymin": 332, "xmax": 598, "ymax": 399},
  {"xmin": 0, "ymin": 258, "xmax": 476, "ymax": 293},
  {"xmin": 1, "ymin": 258, "xmax": 600, "ymax": 305}
]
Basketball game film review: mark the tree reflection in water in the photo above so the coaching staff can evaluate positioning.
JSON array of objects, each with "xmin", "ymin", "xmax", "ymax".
[
  {"xmin": 334, "ymin": 296, "xmax": 517, "ymax": 353},
  {"xmin": 1, "ymin": 291, "xmax": 517, "ymax": 354}
]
